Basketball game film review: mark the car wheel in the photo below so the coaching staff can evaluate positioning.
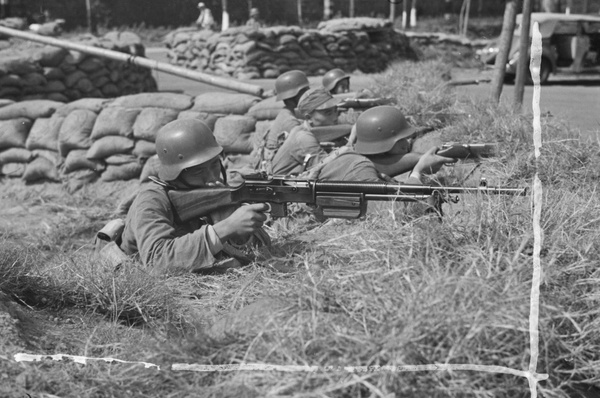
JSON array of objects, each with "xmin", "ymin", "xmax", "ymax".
[
  {"xmin": 539, "ymin": 58, "xmax": 551, "ymax": 84},
  {"xmin": 526, "ymin": 58, "xmax": 551, "ymax": 85}
]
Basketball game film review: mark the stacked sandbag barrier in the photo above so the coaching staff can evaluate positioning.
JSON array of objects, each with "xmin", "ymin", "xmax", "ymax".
[
  {"xmin": 0, "ymin": 92, "xmax": 264, "ymax": 188},
  {"xmin": 164, "ymin": 17, "xmax": 416, "ymax": 79},
  {"xmin": 0, "ymin": 31, "xmax": 157, "ymax": 102}
]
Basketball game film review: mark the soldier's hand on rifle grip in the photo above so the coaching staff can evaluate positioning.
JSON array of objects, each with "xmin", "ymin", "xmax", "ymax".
[
  {"xmin": 213, "ymin": 203, "xmax": 270, "ymax": 242},
  {"xmin": 415, "ymin": 146, "xmax": 458, "ymax": 175}
]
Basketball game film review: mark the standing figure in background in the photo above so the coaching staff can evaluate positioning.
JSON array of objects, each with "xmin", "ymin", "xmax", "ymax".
[
  {"xmin": 0, "ymin": 0, "xmax": 9, "ymax": 19},
  {"xmin": 196, "ymin": 2, "xmax": 215, "ymax": 30},
  {"xmin": 246, "ymin": 7, "xmax": 263, "ymax": 29}
]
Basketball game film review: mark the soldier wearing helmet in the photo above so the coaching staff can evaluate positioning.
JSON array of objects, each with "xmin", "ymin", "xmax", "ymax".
[
  {"xmin": 271, "ymin": 87, "xmax": 341, "ymax": 176},
  {"xmin": 352, "ymin": 106, "xmax": 455, "ymax": 180},
  {"xmin": 259, "ymin": 70, "xmax": 310, "ymax": 173},
  {"xmin": 246, "ymin": 7, "xmax": 263, "ymax": 29},
  {"xmin": 322, "ymin": 68, "xmax": 350, "ymax": 94},
  {"xmin": 315, "ymin": 106, "xmax": 456, "ymax": 183},
  {"xmin": 120, "ymin": 119, "xmax": 270, "ymax": 273}
]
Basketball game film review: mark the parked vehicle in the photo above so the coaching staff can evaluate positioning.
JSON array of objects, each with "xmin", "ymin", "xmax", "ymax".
[{"xmin": 476, "ymin": 13, "xmax": 600, "ymax": 84}]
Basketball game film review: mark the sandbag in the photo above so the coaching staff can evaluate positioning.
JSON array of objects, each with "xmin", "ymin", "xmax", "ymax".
[
  {"xmin": 62, "ymin": 149, "xmax": 106, "ymax": 173},
  {"xmin": 32, "ymin": 149, "xmax": 61, "ymax": 165},
  {"xmin": 25, "ymin": 114, "xmax": 64, "ymax": 151},
  {"xmin": 132, "ymin": 139, "xmax": 156, "ymax": 159},
  {"xmin": 247, "ymin": 96, "xmax": 284, "ymax": 121},
  {"xmin": 213, "ymin": 115, "xmax": 256, "ymax": 154},
  {"xmin": 55, "ymin": 98, "xmax": 109, "ymax": 117},
  {"xmin": 0, "ymin": 100, "xmax": 62, "ymax": 120},
  {"xmin": 132, "ymin": 107, "xmax": 179, "ymax": 142},
  {"xmin": 255, "ymin": 120, "xmax": 273, "ymax": 137},
  {"xmin": 0, "ymin": 118, "xmax": 32, "ymax": 150},
  {"xmin": 191, "ymin": 93, "xmax": 260, "ymax": 115},
  {"xmin": 90, "ymin": 107, "xmax": 141, "ymax": 140},
  {"xmin": 0, "ymin": 148, "xmax": 33, "ymax": 164},
  {"xmin": 139, "ymin": 154, "xmax": 160, "ymax": 182},
  {"xmin": 62, "ymin": 169, "xmax": 101, "ymax": 194},
  {"xmin": 87, "ymin": 136, "xmax": 135, "ymax": 159},
  {"xmin": 1, "ymin": 162, "xmax": 26, "ymax": 177},
  {"xmin": 101, "ymin": 161, "xmax": 143, "ymax": 182},
  {"xmin": 0, "ymin": 99, "xmax": 15, "ymax": 108},
  {"xmin": 105, "ymin": 154, "xmax": 138, "ymax": 165},
  {"xmin": 109, "ymin": 92, "xmax": 193, "ymax": 110},
  {"xmin": 58, "ymin": 109, "xmax": 97, "ymax": 156},
  {"xmin": 31, "ymin": 46, "xmax": 68, "ymax": 67},
  {"xmin": 176, "ymin": 111, "xmax": 220, "ymax": 131},
  {"xmin": 22, "ymin": 156, "xmax": 60, "ymax": 183}
]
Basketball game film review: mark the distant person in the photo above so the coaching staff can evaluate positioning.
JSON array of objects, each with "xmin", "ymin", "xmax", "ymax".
[
  {"xmin": 0, "ymin": 0, "xmax": 9, "ymax": 19},
  {"xmin": 246, "ymin": 7, "xmax": 263, "ymax": 29},
  {"xmin": 196, "ymin": 2, "xmax": 215, "ymax": 30},
  {"xmin": 571, "ymin": 23, "xmax": 590, "ymax": 73}
]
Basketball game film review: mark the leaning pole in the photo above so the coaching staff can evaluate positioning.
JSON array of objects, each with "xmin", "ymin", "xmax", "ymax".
[{"xmin": 0, "ymin": 25, "xmax": 265, "ymax": 98}]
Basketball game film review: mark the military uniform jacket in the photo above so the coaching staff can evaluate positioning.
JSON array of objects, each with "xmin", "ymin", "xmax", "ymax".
[{"xmin": 120, "ymin": 183, "xmax": 219, "ymax": 273}]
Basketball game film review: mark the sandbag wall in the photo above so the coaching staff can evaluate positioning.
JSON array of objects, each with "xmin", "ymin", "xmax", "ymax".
[
  {"xmin": 0, "ymin": 92, "xmax": 275, "ymax": 186},
  {"xmin": 0, "ymin": 32, "xmax": 157, "ymax": 102},
  {"xmin": 164, "ymin": 18, "xmax": 416, "ymax": 79}
]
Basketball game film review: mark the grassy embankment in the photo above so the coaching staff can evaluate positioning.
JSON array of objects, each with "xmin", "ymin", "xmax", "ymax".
[{"xmin": 1, "ymin": 59, "xmax": 599, "ymax": 397}]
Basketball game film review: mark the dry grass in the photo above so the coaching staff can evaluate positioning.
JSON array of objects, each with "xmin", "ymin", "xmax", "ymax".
[{"xmin": 1, "ymin": 58, "xmax": 600, "ymax": 397}]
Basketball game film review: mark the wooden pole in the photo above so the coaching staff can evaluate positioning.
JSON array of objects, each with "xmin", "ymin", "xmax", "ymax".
[
  {"xmin": 221, "ymin": 0, "xmax": 229, "ymax": 31},
  {"xmin": 349, "ymin": 0, "xmax": 355, "ymax": 18},
  {"xmin": 582, "ymin": 0, "xmax": 589, "ymax": 13},
  {"xmin": 390, "ymin": 0, "xmax": 396, "ymax": 23},
  {"xmin": 462, "ymin": 0, "xmax": 471, "ymax": 37},
  {"xmin": 402, "ymin": 0, "xmax": 408, "ymax": 29},
  {"xmin": 324, "ymin": 0, "xmax": 331, "ymax": 20},
  {"xmin": 490, "ymin": 0, "xmax": 519, "ymax": 103},
  {"xmin": 514, "ymin": 0, "xmax": 533, "ymax": 109},
  {"xmin": 297, "ymin": 0, "xmax": 303, "ymax": 25},
  {"xmin": 0, "ymin": 25, "xmax": 265, "ymax": 97},
  {"xmin": 85, "ymin": 0, "xmax": 95, "ymax": 35},
  {"xmin": 410, "ymin": 0, "xmax": 417, "ymax": 27}
]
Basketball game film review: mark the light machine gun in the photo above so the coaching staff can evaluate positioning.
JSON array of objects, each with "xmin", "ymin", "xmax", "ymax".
[{"xmin": 166, "ymin": 173, "xmax": 527, "ymax": 221}]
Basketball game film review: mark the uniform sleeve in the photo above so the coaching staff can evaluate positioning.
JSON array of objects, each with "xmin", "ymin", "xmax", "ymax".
[
  {"xmin": 292, "ymin": 130, "xmax": 328, "ymax": 169},
  {"xmin": 126, "ymin": 189, "xmax": 220, "ymax": 273}
]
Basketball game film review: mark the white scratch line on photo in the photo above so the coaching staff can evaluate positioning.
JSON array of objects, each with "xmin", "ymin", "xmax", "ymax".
[
  {"xmin": 528, "ymin": 21, "xmax": 548, "ymax": 398},
  {"xmin": 172, "ymin": 363, "xmax": 548, "ymax": 379},
  {"xmin": 13, "ymin": 353, "xmax": 160, "ymax": 370}
]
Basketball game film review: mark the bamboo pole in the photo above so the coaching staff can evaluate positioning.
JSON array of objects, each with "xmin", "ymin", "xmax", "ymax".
[
  {"xmin": 490, "ymin": 0, "xmax": 519, "ymax": 103},
  {"xmin": 462, "ymin": 0, "xmax": 471, "ymax": 37},
  {"xmin": 0, "ymin": 25, "xmax": 265, "ymax": 98},
  {"xmin": 514, "ymin": 0, "xmax": 533, "ymax": 109}
]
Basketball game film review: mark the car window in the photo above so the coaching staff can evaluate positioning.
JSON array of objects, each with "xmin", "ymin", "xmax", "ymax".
[
  {"xmin": 553, "ymin": 21, "xmax": 579, "ymax": 35},
  {"xmin": 584, "ymin": 22, "xmax": 600, "ymax": 34}
]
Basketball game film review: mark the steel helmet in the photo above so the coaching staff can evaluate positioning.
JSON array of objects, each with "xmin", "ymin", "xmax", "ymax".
[
  {"xmin": 250, "ymin": 7, "xmax": 260, "ymax": 17},
  {"xmin": 322, "ymin": 68, "xmax": 350, "ymax": 92},
  {"xmin": 275, "ymin": 70, "xmax": 310, "ymax": 101},
  {"xmin": 155, "ymin": 119, "xmax": 223, "ymax": 181},
  {"xmin": 354, "ymin": 106, "xmax": 416, "ymax": 155}
]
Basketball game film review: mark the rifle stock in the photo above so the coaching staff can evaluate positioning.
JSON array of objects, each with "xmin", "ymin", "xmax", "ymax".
[
  {"xmin": 437, "ymin": 143, "xmax": 497, "ymax": 160},
  {"xmin": 167, "ymin": 173, "xmax": 527, "ymax": 223}
]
